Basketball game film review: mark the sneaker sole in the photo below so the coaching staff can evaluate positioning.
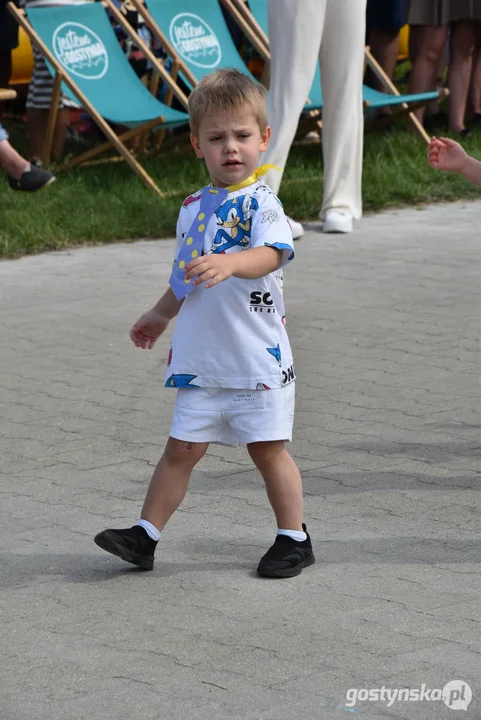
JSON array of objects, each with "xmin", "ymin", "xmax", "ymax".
[
  {"xmin": 30, "ymin": 176, "xmax": 57, "ymax": 193},
  {"xmin": 257, "ymin": 553, "xmax": 315, "ymax": 578},
  {"xmin": 94, "ymin": 531, "xmax": 153, "ymax": 571},
  {"xmin": 9, "ymin": 175, "xmax": 56, "ymax": 192}
]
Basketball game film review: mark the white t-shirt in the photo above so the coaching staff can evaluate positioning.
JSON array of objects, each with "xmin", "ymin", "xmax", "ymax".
[{"xmin": 165, "ymin": 179, "xmax": 296, "ymax": 390}]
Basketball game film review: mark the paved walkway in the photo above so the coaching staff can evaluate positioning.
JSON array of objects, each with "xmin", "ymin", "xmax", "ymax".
[{"xmin": 0, "ymin": 201, "xmax": 480, "ymax": 720}]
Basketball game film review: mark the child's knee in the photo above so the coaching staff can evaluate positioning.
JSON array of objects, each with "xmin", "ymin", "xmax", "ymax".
[
  {"xmin": 164, "ymin": 437, "xmax": 208, "ymax": 465},
  {"xmin": 247, "ymin": 440, "xmax": 285, "ymax": 467}
]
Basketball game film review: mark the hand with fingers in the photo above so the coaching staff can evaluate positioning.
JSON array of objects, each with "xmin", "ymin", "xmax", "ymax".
[
  {"xmin": 185, "ymin": 253, "xmax": 236, "ymax": 290},
  {"xmin": 428, "ymin": 136, "xmax": 468, "ymax": 173},
  {"xmin": 130, "ymin": 309, "xmax": 170, "ymax": 350}
]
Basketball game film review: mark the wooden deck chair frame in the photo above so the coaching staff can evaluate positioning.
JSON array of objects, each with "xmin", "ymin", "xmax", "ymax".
[
  {"xmin": 222, "ymin": 0, "xmax": 445, "ymax": 144},
  {"xmin": 129, "ymin": 0, "xmax": 319, "ymax": 137},
  {"xmin": 129, "ymin": 0, "xmax": 198, "ymax": 90},
  {"xmin": 8, "ymin": 3, "xmax": 189, "ymax": 195},
  {"xmin": 129, "ymin": 0, "xmax": 268, "ymax": 89}
]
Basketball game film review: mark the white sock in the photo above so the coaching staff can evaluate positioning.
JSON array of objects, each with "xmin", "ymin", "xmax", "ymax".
[
  {"xmin": 136, "ymin": 519, "xmax": 160, "ymax": 541},
  {"xmin": 277, "ymin": 528, "xmax": 307, "ymax": 542}
]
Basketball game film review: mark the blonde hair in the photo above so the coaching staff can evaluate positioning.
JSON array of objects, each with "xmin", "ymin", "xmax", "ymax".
[{"xmin": 188, "ymin": 69, "xmax": 268, "ymax": 136}]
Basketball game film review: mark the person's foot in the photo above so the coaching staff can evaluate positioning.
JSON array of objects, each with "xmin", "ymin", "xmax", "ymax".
[
  {"xmin": 453, "ymin": 128, "xmax": 472, "ymax": 140},
  {"xmin": 322, "ymin": 210, "xmax": 353, "ymax": 234},
  {"xmin": 423, "ymin": 110, "xmax": 448, "ymax": 132},
  {"xmin": 7, "ymin": 164, "xmax": 56, "ymax": 192},
  {"xmin": 94, "ymin": 525, "xmax": 157, "ymax": 570},
  {"xmin": 287, "ymin": 216, "xmax": 304, "ymax": 240},
  {"xmin": 257, "ymin": 524, "xmax": 315, "ymax": 578}
]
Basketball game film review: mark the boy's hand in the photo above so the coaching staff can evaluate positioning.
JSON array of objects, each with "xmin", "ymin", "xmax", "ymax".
[
  {"xmin": 184, "ymin": 253, "xmax": 235, "ymax": 289},
  {"xmin": 130, "ymin": 309, "xmax": 170, "ymax": 349},
  {"xmin": 428, "ymin": 136, "xmax": 468, "ymax": 173}
]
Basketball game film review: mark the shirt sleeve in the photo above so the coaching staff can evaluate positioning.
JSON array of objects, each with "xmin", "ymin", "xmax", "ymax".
[
  {"xmin": 173, "ymin": 208, "xmax": 186, "ymax": 263},
  {"xmin": 249, "ymin": 185, "xmax": 295, "ymax": 267}
]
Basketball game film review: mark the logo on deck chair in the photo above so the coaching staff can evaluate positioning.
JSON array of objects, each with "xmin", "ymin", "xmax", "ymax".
[
  {"xmin": 169, "ymin": 13, "xmax": 221, "ymax": 68},
  {"xmin": 52, "ymin": 23, "xmax": 108, "ymax": 80}
]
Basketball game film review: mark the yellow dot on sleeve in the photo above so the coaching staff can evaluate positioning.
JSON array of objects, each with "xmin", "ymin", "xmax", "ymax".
[
  {"xmin": 186, "ymin": 237, "xmax": 193, "ymax": 245},
  {"xmin": 178, "ymin": 260, "xmax": 185, "ymax": 269},
  {"xmin": 198, "ymin": 224, "xmax": 205, "ymax": 232},
  {"xmin": 191, "ymin": 250, "xmax": 198, "ymax": 258},
  {"xmin": 197, "ymin": 212, "xmax": 205, "ymax": 220},
  {"xmin": 184, "ymin": 277, "xmax": 191, "ymax": 284}
]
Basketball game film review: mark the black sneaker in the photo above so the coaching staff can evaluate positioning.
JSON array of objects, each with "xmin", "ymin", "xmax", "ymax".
[
  {"xmin": 8, "ymin": 164, "xmax": 56, "ymax": 192},
  {"xmin": 94, "ymin": 525, "xmax": 157, "ymax": 570},
  {"xmin": 257, "ymin": 523, "xmax": 315, "ymax": 578}
]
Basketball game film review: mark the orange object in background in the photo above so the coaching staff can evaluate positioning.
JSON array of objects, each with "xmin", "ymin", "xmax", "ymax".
[
  {"xmin": 10, "ymin": 27, "xmax": 33, "ymax": 86},
  {"xmin": 398, "ymin": 24, "xmax": 409, "ymax": 60}
]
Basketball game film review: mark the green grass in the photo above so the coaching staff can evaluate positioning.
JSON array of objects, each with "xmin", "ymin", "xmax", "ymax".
[{"xmin": 1, "ymin": 117, "xmax": 480, "ymax": 259}]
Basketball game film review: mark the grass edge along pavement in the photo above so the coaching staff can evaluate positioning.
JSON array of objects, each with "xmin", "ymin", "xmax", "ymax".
[{"xmin": 1, "ymin": 123, "xmax": 481, "ymax": 259}]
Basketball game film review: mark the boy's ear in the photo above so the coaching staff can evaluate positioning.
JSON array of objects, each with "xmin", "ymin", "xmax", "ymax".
[
  {"xmin": 260, "ymin": 125, "xmax": 271, "ymax": 153},
  {"xmin": 190, "ymin": 134, "xmax": 204, "ymax": 158}
]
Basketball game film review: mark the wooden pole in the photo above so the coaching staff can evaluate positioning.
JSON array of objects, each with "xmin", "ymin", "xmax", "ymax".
[
  {"xmin": 129, "ymin": 0, "xmax": 199, "ymax": 88},
  {"xmin": 101, "ymin": 0, "xmax": 189, "ymax": 110},
  {"xmin": 219, "ymin": 0, "xmax": 269, "ymax": 60},
  {"xmin": 42, "ymin": 71, "xmax": 62, "ymax": 165}
]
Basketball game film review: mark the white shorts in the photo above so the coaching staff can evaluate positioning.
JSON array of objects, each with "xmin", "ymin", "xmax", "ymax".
[{"xmin": 170, "ymin": 382, "xmax": 295, "ymax": 447}]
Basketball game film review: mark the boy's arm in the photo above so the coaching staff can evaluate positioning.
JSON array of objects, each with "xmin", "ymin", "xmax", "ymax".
[
  {"xmin": 153, "ymin": 287, "xmax": 184, "ymax": 318},
  {"xmin": 230, "ymin": 245, "xmax": 282, "ymax": 279},
  {"xmin": 131, "ymin": 288, "xmax": 183, "ymax": 350},
  {"xmin": 185, "ymin": 246, "xmax": 281, "ymax": 289}
]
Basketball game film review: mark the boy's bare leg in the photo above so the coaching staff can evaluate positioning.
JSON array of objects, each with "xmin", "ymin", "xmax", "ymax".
[
  {"xmin": 247, "ymin": 440, "xmax": 303, "ymax": 530},
  {"xmin": 141, "ymin": 437, "xmax": 209, "ymax": 530}
]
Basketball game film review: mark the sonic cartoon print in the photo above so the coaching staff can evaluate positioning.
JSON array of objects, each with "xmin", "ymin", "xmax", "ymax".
[{"xmin": 209, "ymin": 194, "xmax": 259, "ymax": 254}]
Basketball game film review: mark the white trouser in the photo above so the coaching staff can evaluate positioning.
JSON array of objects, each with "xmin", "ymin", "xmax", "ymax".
[{"xmin": 262, "ymin": 0, "xmax": 366, "ymax": 219}]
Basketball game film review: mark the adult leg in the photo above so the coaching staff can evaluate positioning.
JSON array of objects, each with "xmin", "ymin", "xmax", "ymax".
[
  {"xmin": 0, "ymin": 130, "xmax": 29, "ymax": 179},
  {"xmin": 448, "ymin": 21, "xmax": 477, "ymax": 133},
  {"xmin": 27, "ymin": 108, "xmax": 49, "ymax": 163},
  {"xmin": 247, "ymin": 440, "xmax": 303, "ymax": 530},
  {"xmin": 319, "ymin": 0, "xmax": 367, "ymax": 221},
  {"xmin": 366, "ymin": 28, "xmax": 400, "ymax": 92},
  {"xmin": 51, "ymin": 107, "xmax": 70, "ymax": 160},
  {"xmin": 27, "ymin": 107, "xmax": 70, "ymax": 163},
  {"xmin": 469, "ymin": 42, "xmax": 481, "ymax": 116},
  {"xmin": 262, "ymin": 0, "xmax": 327, "ymax": 195},
  {"xmin": 408, "ymin": 25, "xmax": 448, "ymax": 125}
]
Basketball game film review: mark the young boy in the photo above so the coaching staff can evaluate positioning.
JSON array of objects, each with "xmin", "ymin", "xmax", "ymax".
[
  {"xmin": 428, "ymin": 136, "xmax": 481, "ymax": 184},
  {"xmin": 94, "ymin": 69, "xmax": 314, "ymax": 579}
]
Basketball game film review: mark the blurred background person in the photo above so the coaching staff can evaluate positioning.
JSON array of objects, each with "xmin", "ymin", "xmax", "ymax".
[
  {"xmin": 365, "ymin": 0, "xmax": 410, "ymax": 114},
  {"xmin": 262, "ymin": 0, "xmax": 367, "ymax": 237},
  {"xmin": 408, "ymin": 1, "xmax": 481, "ymax": 136},
  {"xmin": 0, "ymin": 0, "xmax": 20, "ymax": 118}
]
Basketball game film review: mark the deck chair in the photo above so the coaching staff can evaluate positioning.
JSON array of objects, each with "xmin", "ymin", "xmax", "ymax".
[
  {"xmin": 129, "ymin": 0, "xmax": 261, "ymax": 90},
  {"xmin": 223, "ymin": 0, "xmax": 448, "ymax": 143},
  {"xmin": 8, "ymin": 2, "xmax": 190, "ymax": 195}
]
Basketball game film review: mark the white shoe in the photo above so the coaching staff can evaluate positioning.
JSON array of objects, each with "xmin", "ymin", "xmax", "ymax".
[
  {"xmin": 322, "ymin": 210, "xmax": 353, "ymax": 234},
  {"xmin": 287, "ymin": 216, "xmax": 304, "ymax": 240}
]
